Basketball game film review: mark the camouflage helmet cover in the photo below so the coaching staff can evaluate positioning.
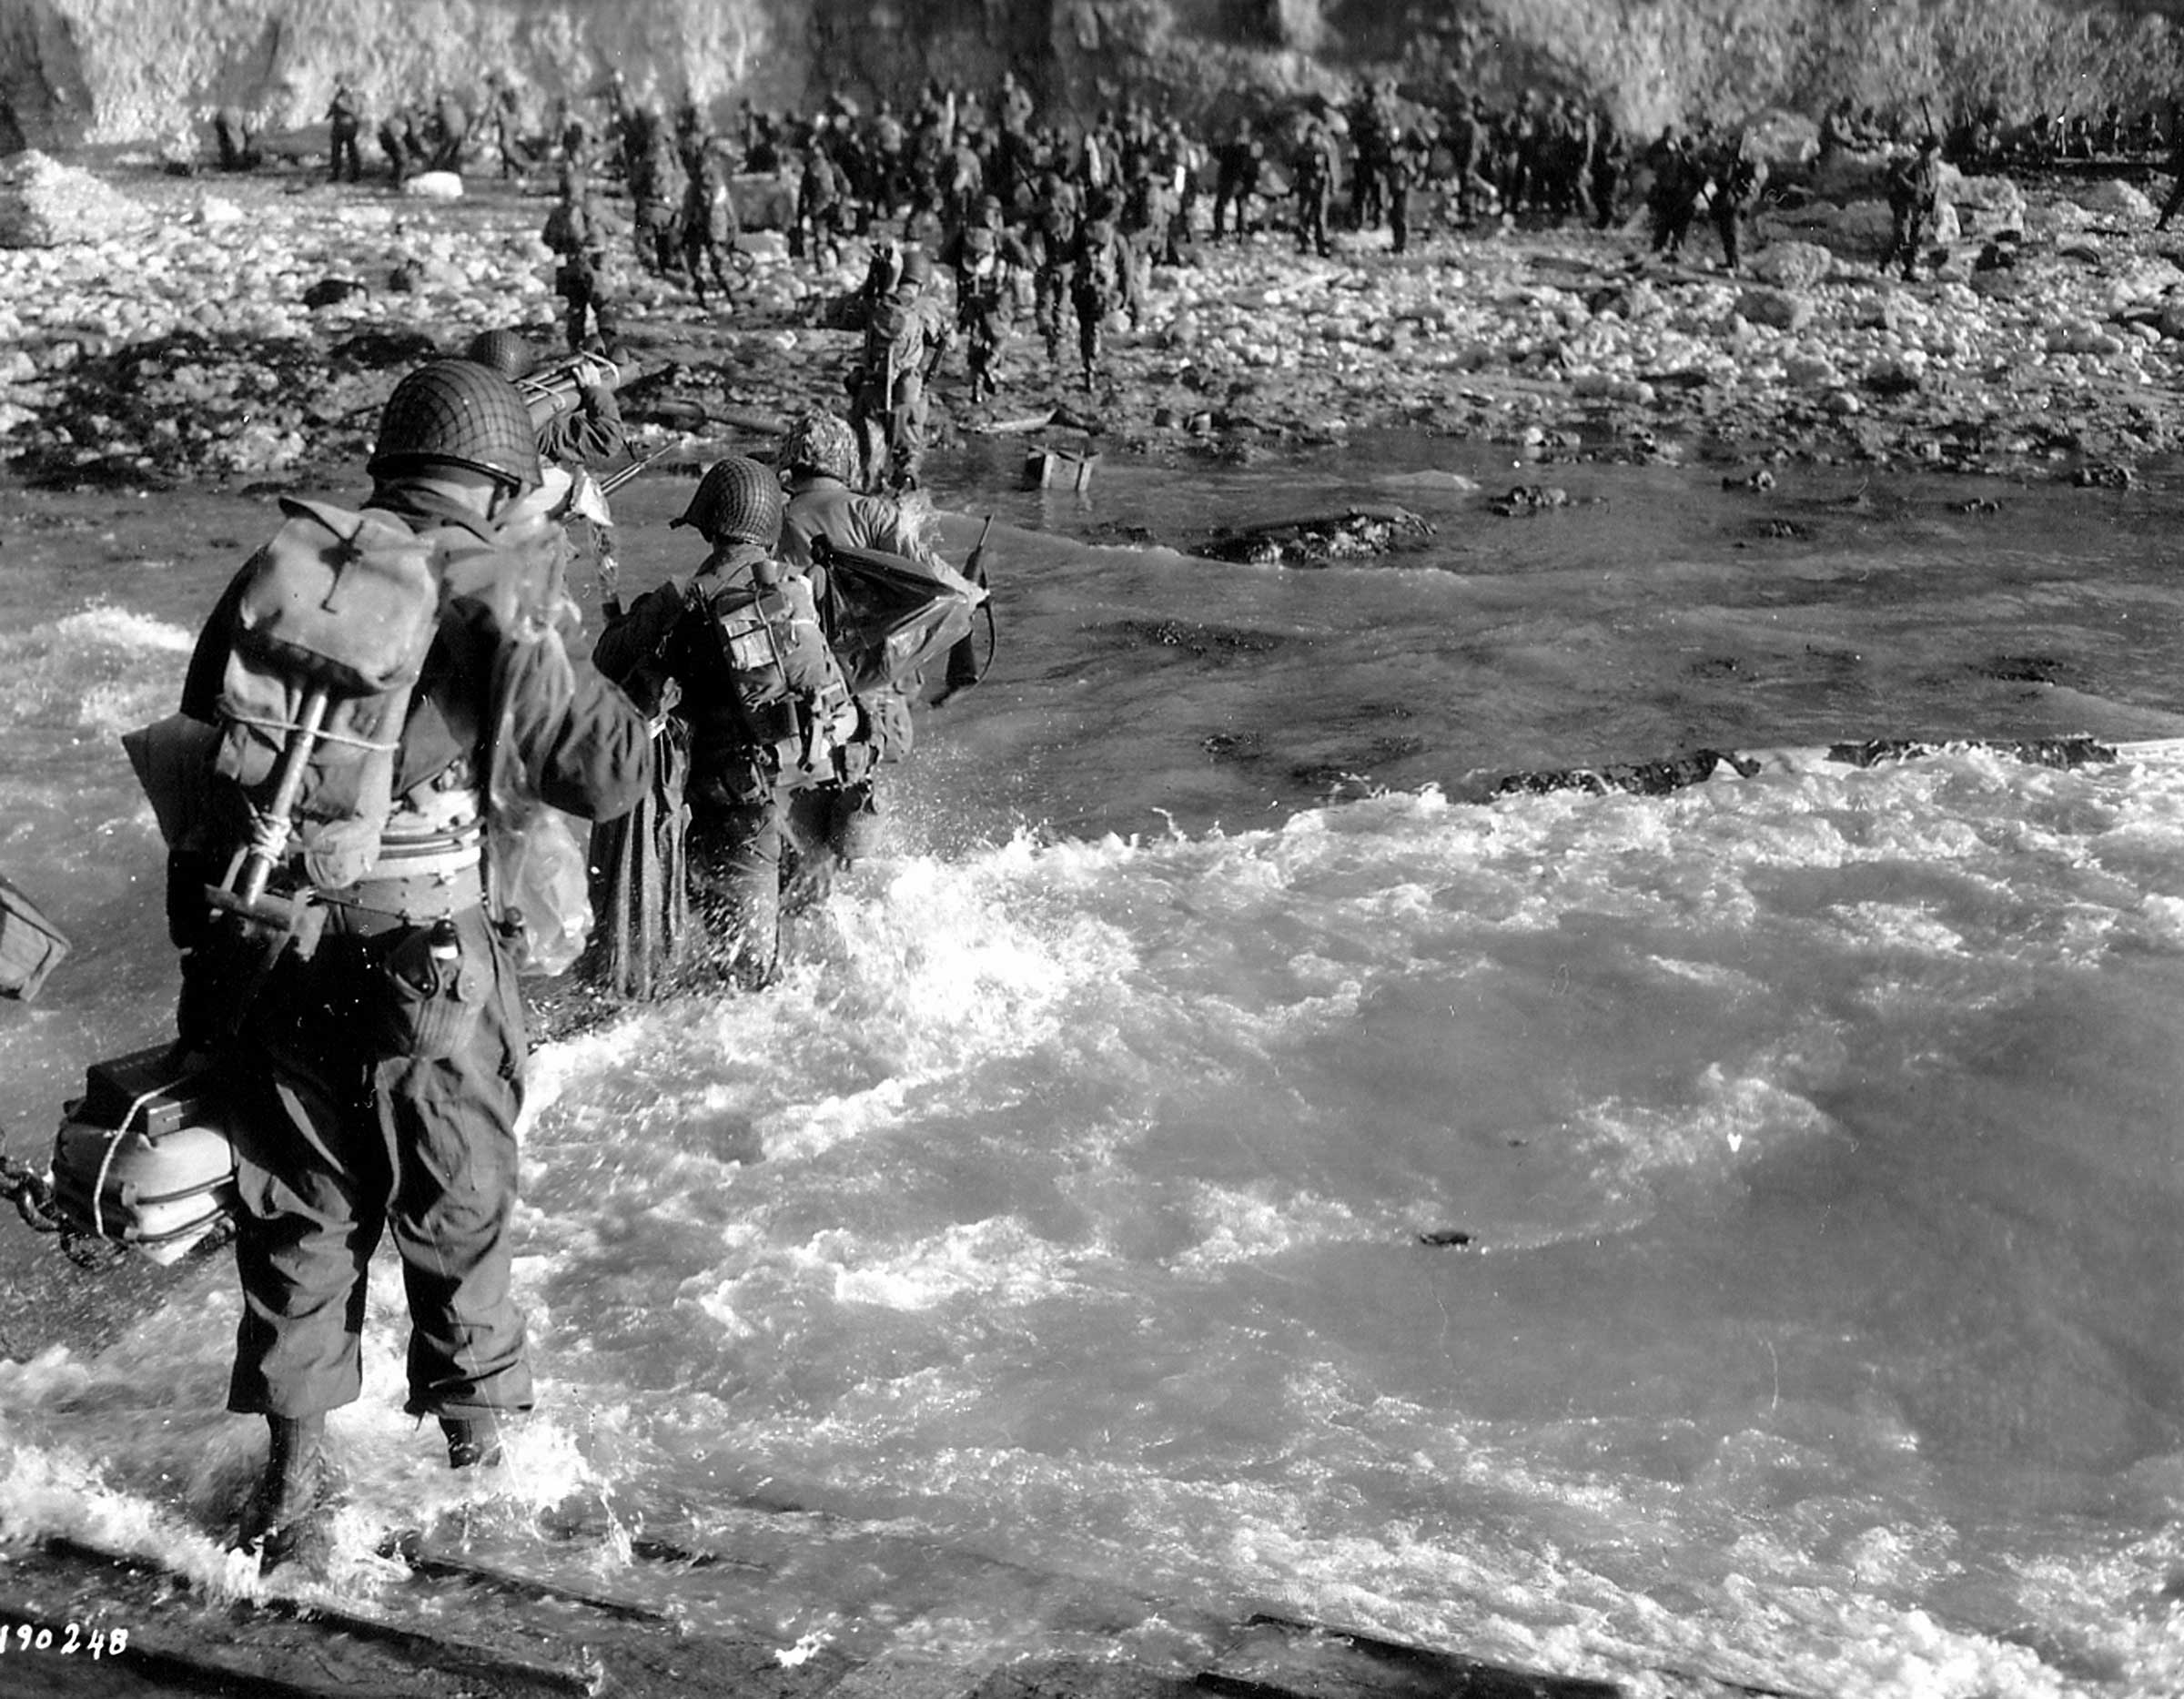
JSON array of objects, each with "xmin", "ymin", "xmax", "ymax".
[
  {"xmin": 776, "ymin": 409, "xmax": 859, "ymax": 484},
  {"xmin": 461, "ymin": 327, "xmax": 537, "ymax": 382},
  {"xmin": 369, "ymin": 358, "xmax": 541, "ymax": 490},
  {"xmin": 672, "ymin": 454, "xmax": 784, "ymax": 547}
]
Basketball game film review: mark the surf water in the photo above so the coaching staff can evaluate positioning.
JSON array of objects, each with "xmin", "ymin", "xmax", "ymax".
[{"xmin": 5, "ymin": 438, "xmax": 2184, "ymax": 1696}]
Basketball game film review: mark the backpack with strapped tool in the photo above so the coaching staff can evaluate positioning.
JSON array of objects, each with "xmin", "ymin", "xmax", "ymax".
[{"xmin": 207, "ymin": 496, "xmax": 441, "ymax": 915}]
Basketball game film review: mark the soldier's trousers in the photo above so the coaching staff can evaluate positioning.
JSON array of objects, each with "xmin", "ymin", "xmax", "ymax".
[
  {"xmin": 687, "ymin": 786, "xmax": 868, "ymax": 989},
  {"xmin": 560, "ymin": 268, "xmax": 621, "ymax": 354},
  {"xmin": 1714, "ymin": 206, "xmax": 1745, "ymax": 271},
  {"xmin": 1296, "ymin": 189, "xmax": 1330, "ymax": 255},
  {"xmin": 223, "ymin": 905, "xmax": 531, "ymax": 1421},
  {"xmin": 2160, "ymin": 172, "xmax": 2184, "ymax": 228},
  {"xmin": 1880, "ymin": 207, "xmax": 1927, "ymax": 278}
]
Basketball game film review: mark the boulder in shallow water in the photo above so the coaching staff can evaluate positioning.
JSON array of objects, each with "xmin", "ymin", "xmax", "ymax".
[
  {"xmin": 1196, "ymin": 503, "xmax": 1434, "ymax": 565},
  {"xmin": 0, "ymin": 151, "xmax": 151, "ymax": 248}
]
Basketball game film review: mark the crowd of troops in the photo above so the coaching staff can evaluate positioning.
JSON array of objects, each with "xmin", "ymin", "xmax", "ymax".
[
  {"xmin": 301, "ymin": 66, "xmax": 2184, "ymax": 483},
  {"xmin": 614, "ymin": 78, "xmax": 1648, "ymax": 403}
]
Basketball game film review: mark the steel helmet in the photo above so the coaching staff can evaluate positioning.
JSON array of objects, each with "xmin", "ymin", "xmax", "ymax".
[
  {"xmin": 775, "ymin": 409, "xmax": 858, "ymax": 485},
  {"xmin": 671, "ymin": 455, "xmax": 784, "ymax": 547},
  {"xmin": 461, "ymin": 327, "xmax": 538, "ymax": 382},
  {"xmin": 898, "ymin": 246, "xmax": 935, "ymax": 288},
  {"xmin": 369, "ymin": 359, "xmax": 541, "ymax": 490}
]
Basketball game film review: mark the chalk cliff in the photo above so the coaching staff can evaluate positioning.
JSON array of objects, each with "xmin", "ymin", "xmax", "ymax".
[{"xmin": 5, "ymin": 0, "xmax": 2182, "ymax": 157}]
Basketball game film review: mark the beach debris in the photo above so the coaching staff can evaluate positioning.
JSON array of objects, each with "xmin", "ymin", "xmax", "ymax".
[{"xmin": 1195, "ymin": 503, "xmax": 1433, "ymax": 565}]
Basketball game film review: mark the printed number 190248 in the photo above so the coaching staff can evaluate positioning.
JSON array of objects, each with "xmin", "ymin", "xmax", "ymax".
[{"xmin": 4, "ymin": 1621, "xmax": 130, "ymax": 1658}]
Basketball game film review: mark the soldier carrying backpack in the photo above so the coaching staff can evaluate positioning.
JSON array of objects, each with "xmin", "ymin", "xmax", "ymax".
[
  {"xmin": 592, "ymin": 456, "xmax": 881, "ymax": 992},
  {"xmin": 847, "ymin": 248, "xmax": 953, "ymax": 490},
  {"xmin": 1069, "ymin": 194, "xmax": 1137, "ymax": 391},
  {"xmin": 157, "ymin": 359, "xmax": 652, "ymax": 1573}
]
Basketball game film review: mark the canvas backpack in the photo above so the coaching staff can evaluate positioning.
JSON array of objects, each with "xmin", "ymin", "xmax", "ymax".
[{"xmin": 211, "ymin": 498, "xmax": 440, "ymax": 893}]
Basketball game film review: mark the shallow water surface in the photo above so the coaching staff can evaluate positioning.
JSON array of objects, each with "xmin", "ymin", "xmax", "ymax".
[{"xmin": 4, "ymin": 442, "xmax": 2184, "ymax": 1696}]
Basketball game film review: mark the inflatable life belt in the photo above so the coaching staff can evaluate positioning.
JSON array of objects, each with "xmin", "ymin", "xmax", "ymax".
[{"xmin": 46, "ymin": 1044, "xmax": 238, "ymax": 1266}]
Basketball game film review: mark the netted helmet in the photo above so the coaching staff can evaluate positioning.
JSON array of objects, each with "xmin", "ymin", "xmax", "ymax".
[
  {"xmin": 775, "ymin": 409, "xmax": 858, "ymax": 484},
  {"xmin": 369, "ymin": 359, "xmax": 541, "ymax": 490},
  {"xmin": 461, "ymin": 327, "xmax": 537, "ymax": 382},
  {"xmin": 671, "ymin": 455, "xmax": 784, "ymax": 547}
]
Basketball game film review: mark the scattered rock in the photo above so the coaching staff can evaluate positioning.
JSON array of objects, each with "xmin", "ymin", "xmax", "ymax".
[
  {"xmin": 2047, "ymin": 319, "xmax": 2125, "ymax": 357},
  {"xmin": 1196, "ymin": 504, "xmax": 1434, "ymax": 564},
  {"xmin": 400, "ymin": 170, "xmax": 465, "ymax": 201},
  {"xmin": 1744, "ymin": 240, "xmax": 1835, "ymax": 290},
  {"xmin": 7, "ymin": 153, "xmax": 2184, "ymax": 493},
  {"xmin": 387, "ymin": 254, "xmax": 468, "ymax": 293},
  {"xmin": 1952, "ymin": 174, "xmax": 2028, "ymax": 235},
  {"xmin": 2073, "ymin": 177, "xmax": 2155, "ymax": 222},
  {"xmin": 1736, "ymin": 287, "xmax": 1813, "ymax": 332},
  {"xmin": 302, "ymin": 278, "xmax": 368, "ymax": 309},
  {"xmin": 1491, "ymin": 485, "xmax": 1571, "ymax": 515},
  {"xmin": 1864, "ymin": 352, "xmax": 1926, "ymax": 393},
  {"xmin": 0, "ymin": 150, "xmax": 153, "ymax": 248}
]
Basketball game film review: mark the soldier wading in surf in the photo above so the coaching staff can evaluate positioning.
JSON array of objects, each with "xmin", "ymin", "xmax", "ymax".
[{"xmin": 162, "ymin": 360, "xmax": 651, "ymax": 1571}]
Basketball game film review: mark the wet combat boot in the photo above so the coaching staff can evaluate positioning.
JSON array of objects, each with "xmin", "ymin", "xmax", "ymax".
[
  {"xmin": 234, "ymin": 1412, "xmax": 339, "ymax": 1573},
  {"xmin": 440, "ymin": 1414, "xmax": 504, "ymax": 1470}
]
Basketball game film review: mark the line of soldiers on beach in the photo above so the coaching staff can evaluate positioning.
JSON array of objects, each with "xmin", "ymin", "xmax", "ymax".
[{"xmin": 303, "ymin": 56, "xmax": 2184, "ymax": 259}]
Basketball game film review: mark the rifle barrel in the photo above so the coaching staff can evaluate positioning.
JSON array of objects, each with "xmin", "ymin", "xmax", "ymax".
[{"xmin": 599, "ymin": 441, "xmax": 676, "ymax": 497}]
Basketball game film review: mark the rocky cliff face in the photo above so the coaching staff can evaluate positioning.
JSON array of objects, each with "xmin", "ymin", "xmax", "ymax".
[{"xmin": 5, "ymin": 0, "xmax": 2184, "ymax": 156}]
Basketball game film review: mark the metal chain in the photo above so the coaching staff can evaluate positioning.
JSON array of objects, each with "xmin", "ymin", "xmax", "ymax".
[{"xmin": 0, "ymin": 1148, "xmax": 62, "ymax": 1235}]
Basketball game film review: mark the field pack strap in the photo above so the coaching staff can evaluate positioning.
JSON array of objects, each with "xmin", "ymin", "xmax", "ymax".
[{"xmin": 216, "ymin": 703, "xmax": 400, "ymax": 756}]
